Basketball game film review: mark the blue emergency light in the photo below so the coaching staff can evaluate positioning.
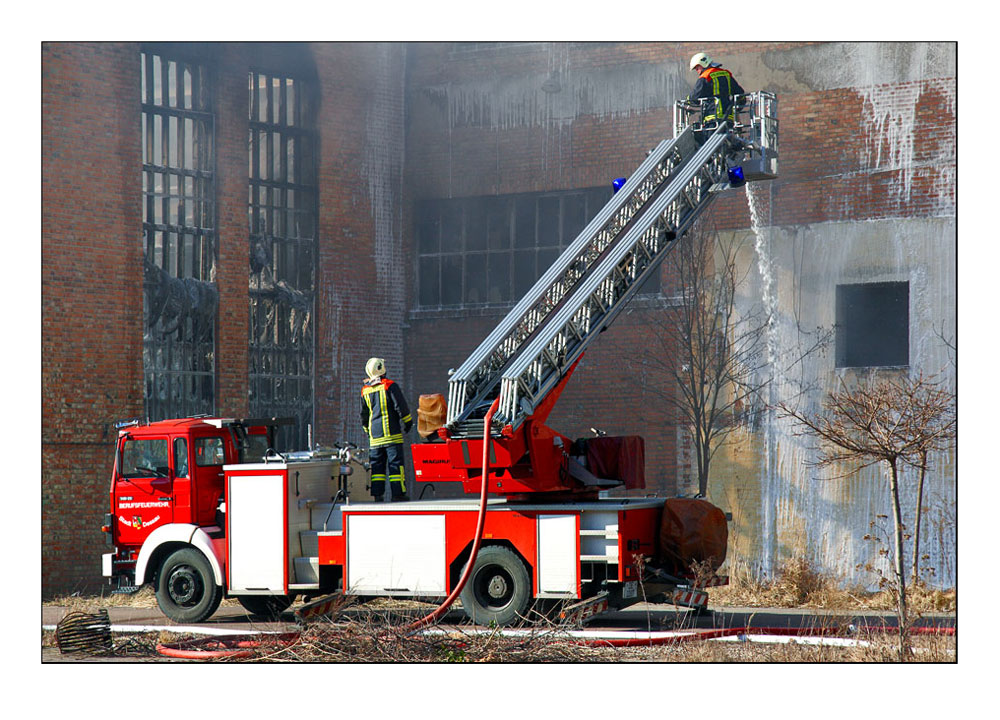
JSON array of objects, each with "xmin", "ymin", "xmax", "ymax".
[
  {"xmin": 727, "ymin": 166, "xmax": 745, "ymax": 187},
  {"xmin": 612, "ymin": 177, "xmax": 627, "ymax": 193}
]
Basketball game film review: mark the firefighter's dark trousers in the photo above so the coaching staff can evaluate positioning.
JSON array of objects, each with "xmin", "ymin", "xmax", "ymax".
[{"xmin": 369, "ymin": 442, "xmax": 406, "ymax": 501}]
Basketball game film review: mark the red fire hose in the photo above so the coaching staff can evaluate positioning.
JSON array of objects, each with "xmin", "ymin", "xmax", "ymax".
[
  {"xmin": 156, "ymin": 632, "xmax": 299, "ymax": 660},
  {"xmin": 405, "ymin": 397, "xmax": 501, "ymax": 633}
]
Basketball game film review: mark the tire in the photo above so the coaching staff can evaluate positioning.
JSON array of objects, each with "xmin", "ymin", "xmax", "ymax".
[
  {"xmin": 237, "ymin": 594, "xmax": 294, "ymax": 619},
  {"xmin": 459, "ymin": 545, "xmax": 532, "ymax": 627},
  {"xmin": 155, "ymin": 548, "xmax": 222, "ymax": 623}
]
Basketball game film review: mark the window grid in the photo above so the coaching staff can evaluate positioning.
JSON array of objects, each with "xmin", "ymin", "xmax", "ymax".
[
  {"xmin": 141, "ymin": 49, "xmax": 217, "ymax": 422},
  {"xmin": 416, "ymin": 187, "xmax": 662, "ymax": 309},
  {"xmin": 248, "ymin": 70, "xmax": 318, "ymax": 451}
]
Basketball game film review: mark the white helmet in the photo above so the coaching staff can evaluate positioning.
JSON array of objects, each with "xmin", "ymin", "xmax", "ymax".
[
  {"xmin": 690, "ymin": 52, "xmax": 711, "ymax": 72},
  {"xmin": 365, "ymin": 357, "xmax": 386, "ymax": 379}
]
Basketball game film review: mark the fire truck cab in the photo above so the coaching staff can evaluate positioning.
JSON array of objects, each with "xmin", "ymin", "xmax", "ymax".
[{"xmin": 103, "ymin": 416, "xmax": 295, "ymax": 621}]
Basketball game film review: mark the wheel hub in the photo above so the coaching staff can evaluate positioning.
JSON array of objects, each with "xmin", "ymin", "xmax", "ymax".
[
  {"xmin": 486, "ymin": 574, "xmax": 509, "ymax": 600},
  {"xmin": 168, "ymin": 566, "xmax": 199, "ymax": 605}
]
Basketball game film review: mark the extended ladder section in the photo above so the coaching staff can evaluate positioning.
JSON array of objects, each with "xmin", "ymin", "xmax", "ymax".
[{"xmin": 447, "ymin": 92, "xmax": 778, "ymax": 434}]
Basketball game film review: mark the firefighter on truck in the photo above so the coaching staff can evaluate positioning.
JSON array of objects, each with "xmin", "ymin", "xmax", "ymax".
[{"xmin": 360, "ymin": 357, "xmax": 413, "ymax": 502}]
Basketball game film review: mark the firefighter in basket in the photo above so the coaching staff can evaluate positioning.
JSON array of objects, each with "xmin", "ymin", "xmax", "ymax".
[
  {"xmin": 360, "ymin": 357, "xmax": 413, "ymax": 502},
  {"xmin": 687, "ymin": 51, "xmax": 745, "ymax": 132}
]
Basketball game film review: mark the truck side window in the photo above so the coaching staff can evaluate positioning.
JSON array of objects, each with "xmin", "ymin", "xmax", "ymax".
[
  {"xmin": 195, "ymin": 437, "xmax": 226, "ymax": 467},
  {"xmin": 174, "ymin": 438, "xmax": 189, "ymax": 477}
]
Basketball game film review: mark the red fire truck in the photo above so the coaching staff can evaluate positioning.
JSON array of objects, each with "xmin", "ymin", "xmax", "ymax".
[{"xmin": 101, "ymin": 94, "xmax": 778, "ymax": 625}]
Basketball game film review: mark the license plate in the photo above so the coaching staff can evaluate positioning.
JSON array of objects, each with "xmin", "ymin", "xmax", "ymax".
[{"xmin": 623, "ymin": 580, "xmax": 638, "ymax": 599}]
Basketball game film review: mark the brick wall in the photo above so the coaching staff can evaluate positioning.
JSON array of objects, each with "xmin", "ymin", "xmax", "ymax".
[
  {"xmin": 42, "ymin": 42, "xmax": 144, "ymax": 593},
  {"xmin": 213, "ymin": 44, "xmax": 254, "ymax": 418},
  {"xmin": 312, "ymin": 43, "xmax": 408, "ymax": 449},
  {"xmin": 40, "ymin": 41, "xmax": 408, "ymax": 594}
]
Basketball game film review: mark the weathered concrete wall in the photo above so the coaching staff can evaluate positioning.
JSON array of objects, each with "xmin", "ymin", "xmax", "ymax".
[
  {"xmin": 710, "ymin": 42, "xmax": 957, "ymax": 586},
  {"xmin": 715, "ymin": 216, "xmax": 956, "ymax": 587}
]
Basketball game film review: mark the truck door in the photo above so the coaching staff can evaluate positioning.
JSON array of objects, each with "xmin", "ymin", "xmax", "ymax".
[
  {"xmin": 192, "ymin": 435, "xmax": 227, "ymax": 527},
  {"xmin": 115, "ymin": 435, "xmax": 174, "ymax": 546}
]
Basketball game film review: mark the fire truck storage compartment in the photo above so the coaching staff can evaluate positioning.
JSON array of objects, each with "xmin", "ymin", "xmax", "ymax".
[
  {"xmin": 536, "ymin": 514, "xmax": 578, "ymax": 596},
  {"xmin": 225, "ymin": 460, "xmax": 337, "ymax": 594},
  {"xmin": 346, "ymin": 510, "xmax": 447, "ymax": 596}
]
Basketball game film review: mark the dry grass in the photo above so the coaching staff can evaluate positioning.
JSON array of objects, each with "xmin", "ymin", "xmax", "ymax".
[
  {"xmin": 707, "ymin": 557, "xmax": 956, "ymax": 614},
  {"xmin": 43, "ymin": 586, "xmax": 243, "ymax": 612},
  {"xmin": 636, "ymin": 629, "xmax": 954, "ymax": 662},
  {"xmin": 44, "ymin": 616, "xmax": 955, "ymax": 663},
  {"xmin": 45, "ymin": 585, "xmax": 160, "ymax": 610}
]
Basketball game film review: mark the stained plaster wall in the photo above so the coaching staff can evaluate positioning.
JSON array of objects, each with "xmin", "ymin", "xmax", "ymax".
[{"xmin": 704, "ymin": 42, "xmax": 957, "ymax": 587}]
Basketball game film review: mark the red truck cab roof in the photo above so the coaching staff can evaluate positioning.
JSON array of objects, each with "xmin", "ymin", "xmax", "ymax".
[{"xmin": 117, "ymin": 416, "xmax": 280, "ymax": 437}]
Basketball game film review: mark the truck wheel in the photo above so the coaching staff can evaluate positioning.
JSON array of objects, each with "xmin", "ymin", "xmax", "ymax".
[
  {"xmin": 459, "ymin": 545, "xmax": 531, "ymax": 627},
  {"xmin": 155, "ymin": 548, "xmax": 222, "ymax": 623},
  {"xmin": 237, "ymin": 595, "xmax": 294, "ymax": 619}
]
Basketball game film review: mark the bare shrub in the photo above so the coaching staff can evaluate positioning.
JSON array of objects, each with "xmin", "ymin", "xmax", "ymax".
[{"xmin": 773, "ymin": 557, "xmax": 830, "ymax": 606}]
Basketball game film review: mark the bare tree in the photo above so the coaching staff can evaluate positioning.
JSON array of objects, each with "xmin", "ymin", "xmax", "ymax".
[
  {"xmin": 894, "ymin": 374, "xmax": 956, "ymax": 586},
  {"xmin": 649, "ymin": 226, "xmax": 768, "ymax": 496},
  {"xmin": 620, "ymin": 224, "xmax": 826, "ymax": 497},
  {"xmin": 778, "ymin": 373, "xmax": 955, "ymax": 661}
]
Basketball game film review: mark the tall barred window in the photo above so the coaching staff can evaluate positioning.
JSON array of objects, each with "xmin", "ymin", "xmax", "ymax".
[
  {"xmin": 248, "ymin": 70, "xmax": 318, "ymax": 450},
  {"xmin": 141, "ymin": 49, "xmax": 217, "ymax": 421}
]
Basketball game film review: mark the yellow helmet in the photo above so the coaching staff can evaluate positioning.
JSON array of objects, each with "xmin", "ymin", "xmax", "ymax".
[
  {"xmin": 365, "ymin": 357, "xmax": 386, "ymax": 379},
  {"xmin": 690, "ymin": 52, "xmax": 712, "ymax": 72}
]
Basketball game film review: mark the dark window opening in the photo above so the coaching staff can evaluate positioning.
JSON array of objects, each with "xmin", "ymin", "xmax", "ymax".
[
  {"xmin": 416, "ymin": 186, "xmax": 660, "ymax": 309},
  {"xmin": 836, "ymin": 281, "xmax": 909, "ymax": 368}
]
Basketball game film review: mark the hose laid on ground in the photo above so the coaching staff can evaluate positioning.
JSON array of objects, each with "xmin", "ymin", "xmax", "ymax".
[
  {"xmin": 404, "ymin": 397, "xmax": 501, "ymax": 633},
  {"xmin": 155, "ymin": 632, "xmax": 300, "ymax": 660},
  {"xmin": 154, "ymin": 620, "xmax": 953, "ymax": 659}
]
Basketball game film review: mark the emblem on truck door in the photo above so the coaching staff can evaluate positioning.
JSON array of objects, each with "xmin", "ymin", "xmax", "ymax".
[{"xmin": 119, "ymin": 515, "xmax": 161, "ymax": 530}]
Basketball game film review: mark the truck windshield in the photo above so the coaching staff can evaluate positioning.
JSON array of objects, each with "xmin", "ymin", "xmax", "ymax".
[{"xmin": 122, "ymin": 438, "xmax": 170, "ymax": 478}]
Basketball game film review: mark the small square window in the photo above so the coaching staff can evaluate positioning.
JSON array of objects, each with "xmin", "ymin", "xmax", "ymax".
[{"xmin": 836, "ymin": 281, "xmax": 909, "ymax": 368}]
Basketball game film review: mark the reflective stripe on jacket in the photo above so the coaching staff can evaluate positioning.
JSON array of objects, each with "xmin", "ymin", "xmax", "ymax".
[
  {"xmin": 690, "ymin": 65, "xmax": 745, "ymax": 121},
  {"xmin": 360, "ymin": 377, "xmax": 412, "ymax": 447}
]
